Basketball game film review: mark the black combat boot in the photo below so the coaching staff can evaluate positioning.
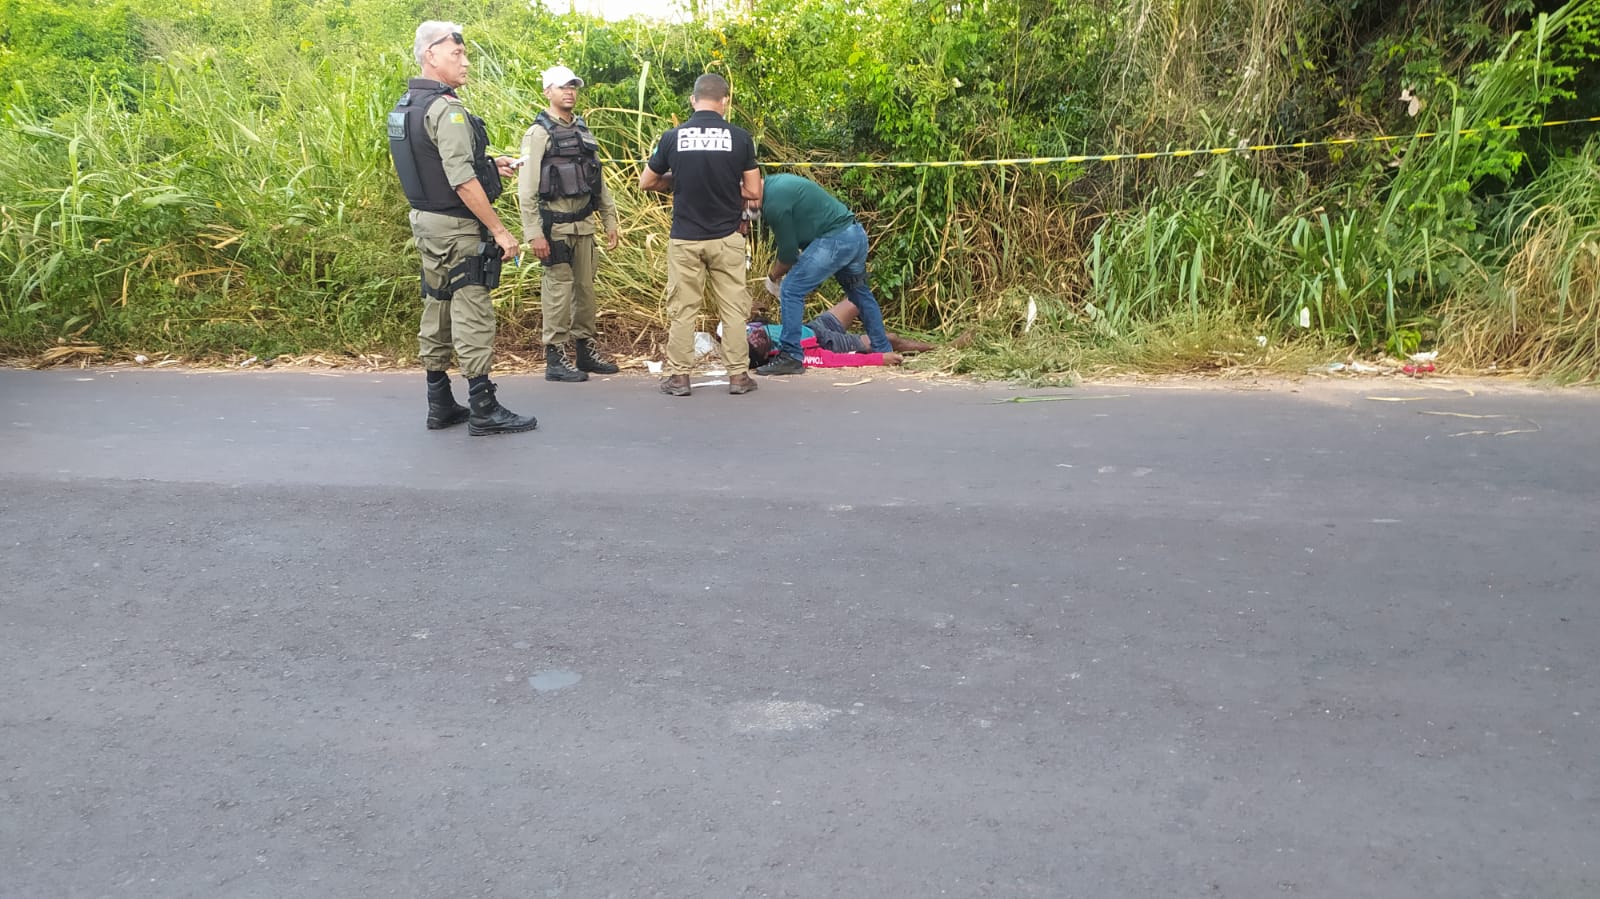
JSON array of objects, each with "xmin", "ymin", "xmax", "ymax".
[
  {"xmin": 467, "ymin": 381, "xmax": 538, "ymax": 436},
  {"xmin": 425, "ymin": 374, "xmax": 467, "ymax": 425},
  {"xmin": 545, "ymin": 344, "xmax": 589, "ymax": 382},
  {"xmin": 426, "ymin": 378, "xmax": 471, "ymax": 430},
  {"xmin": 575, "ymin": 338, "xmax": 619, "ymax": 374}
]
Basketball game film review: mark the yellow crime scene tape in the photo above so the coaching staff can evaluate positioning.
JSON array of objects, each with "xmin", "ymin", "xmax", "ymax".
[{"xmin": 601, "ymin": 115, "xmax": 1600, "ymax": 170}]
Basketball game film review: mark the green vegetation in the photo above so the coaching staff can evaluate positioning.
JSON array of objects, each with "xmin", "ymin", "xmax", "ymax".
[{"xmin": 2, "ymin": 0, "xmax": 1598, "ymax": 381}]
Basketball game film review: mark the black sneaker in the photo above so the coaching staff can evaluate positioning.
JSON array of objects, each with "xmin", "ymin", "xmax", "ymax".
[{"xmin": 754, "ymin": 354, "xmax": 804, "ymax": 376}]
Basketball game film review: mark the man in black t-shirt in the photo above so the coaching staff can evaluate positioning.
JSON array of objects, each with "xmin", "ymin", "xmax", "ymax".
[{"xmin": 640, "ymin": 73, "xmax": 763, "ymax": 397}]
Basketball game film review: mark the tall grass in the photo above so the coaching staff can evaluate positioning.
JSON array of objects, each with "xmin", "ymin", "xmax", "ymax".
[
  {"xmin": 0, "ymin": 46, "xmax": 415, "ymax": 357},
  {"xmin": 1444, "ymin": 142, "xmax": 1600, "ymax": 382},
  {"xmin": 1069, "ymin": 0, "xmax": 1596, "ymax": 366},
  {"xmin": 0, "ymin": 33, "xmax": 688, "ymax": 360},
  {"xmin": 2, "ymin": 0, "xmax": 1598, "ymax": 381}
]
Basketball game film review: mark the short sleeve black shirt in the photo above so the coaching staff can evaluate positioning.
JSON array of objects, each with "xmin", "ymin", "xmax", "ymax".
[{"xmin": 646, "ymin": 110, "xmax": 758, "ymax": 241}]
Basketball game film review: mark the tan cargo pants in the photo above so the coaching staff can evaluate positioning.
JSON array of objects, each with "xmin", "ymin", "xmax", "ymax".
[
  {"xmin": 540, "ymin": 231, "xmax": 599, "ymax": 345},
  {"xmin": 663, "ymin": 233, "xmax": 750, "ymax": 376},
  {"xmin": 411, "ymin": 209, "xmax": 495, "ymax": 378}
]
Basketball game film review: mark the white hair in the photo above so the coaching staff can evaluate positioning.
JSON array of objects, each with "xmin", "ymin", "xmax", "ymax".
[{"xmin": 413, "ymin": 21, "xmax": 464, "ymax": 68}]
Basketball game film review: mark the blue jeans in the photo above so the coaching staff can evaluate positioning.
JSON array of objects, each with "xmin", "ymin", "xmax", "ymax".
[
  {"xmin": 806, "ymin": 311, "xmax": 865, "ymax": 353},
  {"xmin": 776, "ymin": 222, "xmax": 892, "ymax": 361}
]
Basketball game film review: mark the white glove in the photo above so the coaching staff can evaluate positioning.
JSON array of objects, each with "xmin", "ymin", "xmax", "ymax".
[{"xmin": 763, "ymin": 276, "xmax": 781, "ymax": 298}]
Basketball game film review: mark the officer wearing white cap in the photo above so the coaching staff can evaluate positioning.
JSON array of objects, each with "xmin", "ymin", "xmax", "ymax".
[{"xmin": 518, "ymin": 65, "xmax": 620, "ymax": 383}]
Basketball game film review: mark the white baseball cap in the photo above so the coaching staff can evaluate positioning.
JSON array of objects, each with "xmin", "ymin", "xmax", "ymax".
[{"xmin": 542, "ymin": 66, "xmax": 584, "ymax": 90}]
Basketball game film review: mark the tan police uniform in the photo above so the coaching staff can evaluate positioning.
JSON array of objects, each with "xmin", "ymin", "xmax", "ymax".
[
  {"xmin": 411, "ymin": 94, "xmax": 496, "ymax": 377},
  {"xmin": 518, "ymin": 117, "xmax": 618, "ymax": 347}
]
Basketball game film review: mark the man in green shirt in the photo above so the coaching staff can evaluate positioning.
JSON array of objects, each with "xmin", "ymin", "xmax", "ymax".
[
  {"xmin": 518, "ymin": 65, "xmax": 621, "ymax": 383},
  {"xmin": 753, "ymin": 173, "xmax": 894, "ymax": 376}
]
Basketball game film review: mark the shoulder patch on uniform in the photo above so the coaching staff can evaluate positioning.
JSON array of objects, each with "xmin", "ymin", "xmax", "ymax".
[{"xmin": 449, "ymin": 112, "xmax": 465, "ymax": 124}]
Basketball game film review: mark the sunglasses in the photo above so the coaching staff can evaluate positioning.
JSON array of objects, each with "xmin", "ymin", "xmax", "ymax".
[{"xmin": 428, "ymin": 32, "xmax": 463, "ymax": 50}]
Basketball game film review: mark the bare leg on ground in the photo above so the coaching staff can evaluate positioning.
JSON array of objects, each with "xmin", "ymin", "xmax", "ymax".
[
  {"xmin": 887, "ymin": 334, "xmax": 935, "ymax": 353},
  {"xmin": 828, "ymin": 299, "xmax": 935, "ymax": 353},
  {"xmin": 826, "ymin": 299, "xmax": 861, "ymax": 328}
]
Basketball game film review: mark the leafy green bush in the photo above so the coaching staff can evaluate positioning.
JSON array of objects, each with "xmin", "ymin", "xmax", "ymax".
[
  {"xmin": 2, "ymin": 0, "xmax": 1598, "ymax": 381},
  {"xmin": 0, "ymin": 0, "xmax": 146, "ymax": 115}
]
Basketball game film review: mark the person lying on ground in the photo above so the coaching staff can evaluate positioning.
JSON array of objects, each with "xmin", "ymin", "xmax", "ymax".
[{"xmin": 746, "ymin": 298, "xmax": 936, "ymax": 369}]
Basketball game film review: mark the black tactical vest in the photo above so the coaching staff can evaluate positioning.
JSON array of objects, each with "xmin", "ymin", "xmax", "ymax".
[
  {"xmin": 534, "ymin": 111, "xmax": 603, "ymax": 201},
  {"xmin": 388, "ymin": 79, "xmax": 503, "ymax": 218}
]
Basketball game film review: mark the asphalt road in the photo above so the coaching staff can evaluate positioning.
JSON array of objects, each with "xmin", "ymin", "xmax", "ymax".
[{"xmin": 2, "ymin": 368, "xmax": 1597, "ymax": 899}]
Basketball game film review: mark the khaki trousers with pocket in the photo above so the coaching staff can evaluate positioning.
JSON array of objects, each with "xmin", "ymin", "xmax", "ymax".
[
  {"xmin": 664, "ymin": 233, "xmax": 750, "ymax": 376},
  {"xmin": 540, "ymin": 232, "xmax": 599, "ymax": 345},
  {"xmin": 411, "ymin": 210, "xmax": 496, "ymax": 378}
]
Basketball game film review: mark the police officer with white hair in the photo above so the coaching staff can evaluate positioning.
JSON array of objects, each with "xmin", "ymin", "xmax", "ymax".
[{"xmin": 387, "ymin": 21, "xmax": 536, "ymax": 435}]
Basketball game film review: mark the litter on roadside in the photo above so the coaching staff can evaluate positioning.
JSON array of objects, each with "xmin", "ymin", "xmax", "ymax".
[
  {"xmin": 1311, "ymin": 350, "xmax": 1445, "ymax": 378},
  {"xmin": 1314, "ymin": 361, "xmax": 1384, "ymax": 374}
]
